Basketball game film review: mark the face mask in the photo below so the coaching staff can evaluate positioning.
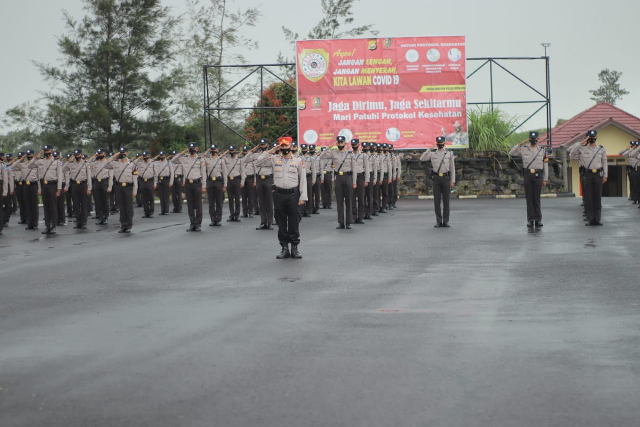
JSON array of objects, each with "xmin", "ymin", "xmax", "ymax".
[
  {"xmin": 159, "ymin": 156, "xmax": 166, "ymax": 161},
  {"xmin": 301, "ymin": 151, "xmax": 308, "ymax": 155},
  {"xmin": 144, "ymin": 157, "xmax": 150, "ymax": 161},
  {"xmin": 437, "ymin": 144, "xmax": 445, "ymax": 149},
  {"xmin": 119, "ymin": 153, "xmax": 127, "ymax": 159},
  {"xmin": 189, "ymin": 149, "xmax": 197, "ymax": 154},
  {"xmin": 27, "ymin": 155, "xmax": 34, "ymax": 160},
  {"xmin": 75, "ymin": 156, "xmax": 82, "ymax": 161},
  {"xmin": 44, "ymin": 152, "xmax": 52, "ymax": 157},
  {"xmin": 97, "ymin": 155, "xmax": 105, "ymax": 160},
  {"xmin": 281, "ymin": 149, "xmax": 291, "ymax": 155},
  {"xmin": 229, "ymin": 152, "xmax": 237, "ymax": 156},
  {"xmin": 337, "ymin": 144, "xmax": 345, "ymax": 151}
]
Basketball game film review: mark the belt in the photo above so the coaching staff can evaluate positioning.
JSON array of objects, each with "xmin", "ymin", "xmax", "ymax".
[
  {"xmin": 228, "ymin": 175, "xmax": 241, "ymax": 180},
  {"xmin": 357, "ymin": 172, "xmax": 365, "ymax": 177},
  {"xmin": 116, "ymin": 181, "xmax": 133, "ymax": 187},
  {"xmin": 174, "ymin": 174, "xmax": 183, "ymax": 178},
  {"xmin": 207, "ymin": 176, "xmax": 223, "ymax": 181},
  {"xmin": 24, "ymin": 180, "xmax": 36, "ymax": 185},
  {"xmin": 17, "ymin": 181, "xmax": 24, "ymax": 186},
  {"xmin": 41, "ymin": 179, "xmax": 58, "ymax": 185},
  {"xmin": 245, "ymin": 174, "xmax": 255, "ymax": 178},
  {"xmin": 142, "ymin": 177, "xmax": 154, "ymax": 182},
  {"xmin": 259, "ymin": 174, "xmax": 273, "ymax": 179},
  {"xmin": 306, "ymin": 173, "xmax": 312, "ymax": 177},
  {"xmin": 92, "ymin": 178, "xmax": 107, "ymax": 183},
  {"xmin": 274, "ymin": 186, "xmax": 296, "ymax": 194},
  {"xmin": 159, "ymin": 176, "xmax": 170, "ymax": 180},
  {"xmin": 434, "ymin": 171, "xmax": 450, "ymax": 177},
  {"xmin": 586, "ymin": 168, "xmax": 603, "ymax": 174},
  {"xmin": 523, "ymin": 168, "xmax": 542, "ymax": 174},
  {"xmin": 186, "ymin": 178, "xmax": 202, "ymax": 184},
  {"xmin": 72, "ymin": 180, "xmax": 88, "ymax": 185},
  {"xmin": 336, "ymin": 171, "xmax": 353, "ymax": 176}
]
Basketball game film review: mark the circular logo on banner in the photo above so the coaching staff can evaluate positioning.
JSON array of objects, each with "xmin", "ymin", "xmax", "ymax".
[
  {"xmin": 405, "ymin": 49, "xmax": 419, "ymax": 63},
  {"xmin": 427, "ymin": 48, "xmax": 441, "ymax": 62},
  {"xmin": 338, "ymin": 129, "xmax": 353, "ymax": 142},
  {"xmin": 448, "ymin": 48, "xmax": 462, "ymax": 62},
  {"xmin": 304, "ymin": 130, "xmax": 319, "ymax": 144},
  {"xmin": 299, "ymin": 49, "xmax": 330, "ymax": 82},
  {"xmin": 386, "ymin": 127, "xmax": 401, "ymax": 142}
]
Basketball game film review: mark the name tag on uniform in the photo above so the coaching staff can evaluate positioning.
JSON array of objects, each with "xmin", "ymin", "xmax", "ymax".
[
  {"xmin": 439, "ymin": 173, "xmax": 444, "ymax": 177},
  {"xmin": 44, "ymin": 180, "xmax": 48, "ymax": 184},
  {"xmin": 530, "ymin": 169, "xmax": 536, "ymax": 174},
  {"xmin": 592, "ymin": 169, "xmax": 597, "ymax": 173},
  {"xmin": 122, "ymin": 182, "xmax": 127, "ymax": 187},
  {"xmin": 189, "ymin": 179, "xmax": 194, "ymax": 184},
  {"xmin": 339, "ymin": 171, "xmax": 344, "ymax": 176},
  {"xmin": 229, "ymin": 176, "xmax": 234, "ymax": 180}
]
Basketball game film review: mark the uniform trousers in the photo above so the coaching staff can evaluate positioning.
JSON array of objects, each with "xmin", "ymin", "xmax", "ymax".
[
  {"xmin": 171, "ymin": 176, "xmax": 183, "ymax": 212},
  {"xmin": 227, "ymin": 177, "xmax": 241, "ymax": 219},
  {"xmin": 139, "ymin": 179, "xmax": 154, "ymax": 216},
  {"xmin": 65, "ymin": 187, "xmax": 74, "ymax": 215},
  {"xmin": 628, "ymin": 168, "xmax": 639, "ymax": 202},
  {"xmin": 24, "ymin": 182, "xmax": 39, "ymax": 228},
  {"xmin": 380, "ymin": 173, "xmax": 389, "ymax": 210},
  {"xmin": 334, "ymin": 173, "xmax": 353, "ymax": 225},
  {"xmin": 274, "ymin": 188, "xmax": 300, "ymax": 245},
  {"xmin": 321, "ymin": 172, "xmax": 333, "ymax": 207},
  {"xmin": 365, "ymin": 173, "xmax": 374, "ymax": 216},
  {"xmin": 41, "ymin": 182, "xmax": 58, "ymax": 229},
  {"xmin": 432, "ymin": 174, "xmax": 451, "ymax": 225},
  {"xmin": 115, "ymin": 184, "xmax": 134, "ymax": 229},
  {"xmin": 157, "ymin": 177, "xmax": 171, "ymax": 214},
  {"xmin": 303, "ymin": 174, "xmax": 313, "ymax": 215},
  {"xmin": 70, "ymin": 181, "xmax": 89, "ymax": 227},
  {"xmin": 523, "ymin": 170, "xmax": 542, "ymax": 222},
  {"xmin": 256, "ymin": 175, "xmax": 274, "ymax": 225},
  {"xmin": 206, "ymin": 178, "xmax": 224, "ymax": 223},
  {"xmin": 352, "ymin": 173, "xmax": 366, "ymax": 221},
  {"xmin": 109, "ymin": 183, "xmax": 118, "ymax": 211},
  {"xmin": 15, "ymin": 182, "xmax": 26, "ymax": 222},
  {"xmin": 92, "ymin": 179, "xmax": 109, "ymax": 221},
  {"xmin": 373, "ymin": 173, "xmax": 381, "ymax": 213},
  {"xmin": 184, "ymin": 181, "xmax": 203, "ymax": 227},
  {"xmin": 583, "ymin": 171, "xmax": 603, "ymax": 223},
  {"xmin": 242, "ymin": 175, "xmax": 256, "ymax": 215},
  {"xmin": 56, "ymin": 183, "xmax": 66, "ymax": 223}
]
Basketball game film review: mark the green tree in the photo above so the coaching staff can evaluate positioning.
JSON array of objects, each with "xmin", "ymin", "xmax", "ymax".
[
  {"xmin": 589, "ymin": 68, "xmax": 629, "ymax": 105},
  {"xmin": 15, "ymin": 0, "xmax": 184, "ymax": 153},
  {"xmin": 244, "ymin": 79, "xmax": 297, "ymax": 144},
  {"xmin": 467, "ymin": 107, "xmax": 519, "ymax": 154}
]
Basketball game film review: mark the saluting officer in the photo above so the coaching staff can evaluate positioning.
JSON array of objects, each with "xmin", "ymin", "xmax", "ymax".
[
  {"xmin": 1, "ymin": 160, "xmax": 14, "ymax": 235},
  {"xmin": 420, "ymin": 136, "xmax": 455, "ymax": 228},
  {"xmin": 350, "ymin": 139, "xmax": 370, "ymax": 224},
  {"xmin": 620, "ymin": 141, "xmax": 640, "ymax": 204},
  {"xmin": 363, "ymin": 142, "xmax": 377, "ymax": 220},
  {"xmin": 170, "ymin": 150, "xmax": 184, "ymax": 213},
  {"xmin": 154, "ymin": 151, "xmax": 173, "ymax": 215},
  {"xmin": 319, "ymin": 135, "xmax": 357, "ymax": 229},
  {"xmin": 243, "ymin": 139, "xmax": 274, "ymax": 230},
  {"xmin": 224, "ymin": 145, "xmax": 244, "ymax": 222},
  {"xmin": 137, "ymin": 151, "xmax": 156, "ymax": 218},
  {"xmin": 509, "ymin": 131, "xmax": 548, "ymax": 228},
  {"xmin": 64, "ymin": 153, "xmax": 75, "ymax": 218},
  {"xmin": 320, "ymin": 146, "xmax": 333, "ymax": 209},
  {"xmin": 1, "ymin": 153, "xmax": 13, "ymax": 227},
  {"xmin": 241, "ymin": 145, "xmax": 256, "ymax": 218},
  {"xmin": 390, "ymin": 144, "xmax": 401, "ymax": 208},
  {"xmin": 256, "ymin": 137, "xmax": 307, "ymax": 259},
  {"xmin": 104, "ymin": 147, "xmax": 138, "ymax": 233},
  {"xmin": 13, "ymin": 150, "xmax": 41, "ymax": 230},
  {"xmin": 299, "ymin": 143, "xmax": 315, "ymax": 217},
  {"xmin": 27, "ymin": 145, "xmax": 63, "ymax": 234},
  {"xmin": 173, "ymin": 142, "xmax": 207, "ymax": 231},
  {"xmin": 63, "ymin": 149, "xmax": 92, "ymax": 230},
  {"xmin": 309, "ymin": 144, "xmax": 321, "ymax": 214},
  {"xmin": 372, "ymin": 143, "xmax": 383, "ymax": 216},
  {"xmin": 6, "ymin": 154, "xmax": 18, "ymax": 216},
  {"xmin": 204, "ymin": 144, "xmax": 227, "ymax": 226},
  {"xmin": 52, "ymin": 151, "xmax": 67, "ymax": 226},
  {"xmin": 570, "ymin": 130, "xmax": 607, "ymax": 226},
  {"xmin": 91, "ymin": 148, "xmax": 113, "ymax": 225}
]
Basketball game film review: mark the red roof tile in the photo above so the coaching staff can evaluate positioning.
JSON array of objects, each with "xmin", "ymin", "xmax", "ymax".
[{"xmin": 540, "ymin": 103, "xmax": 640, "ymax": 148}]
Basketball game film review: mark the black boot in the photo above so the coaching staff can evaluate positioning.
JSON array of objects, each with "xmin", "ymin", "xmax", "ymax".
[
  {"xmin": 276, "ymin": 244, "xmax": 290, "ymax": 259},
  {"xmin": 290, "ymin": 244, "xmax": 302, "ymax": 259}
]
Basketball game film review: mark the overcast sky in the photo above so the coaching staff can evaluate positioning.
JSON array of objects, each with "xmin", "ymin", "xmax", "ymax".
[{"xmin": 1, "ymin": 0, "xmax": 639, "ymax": 134}]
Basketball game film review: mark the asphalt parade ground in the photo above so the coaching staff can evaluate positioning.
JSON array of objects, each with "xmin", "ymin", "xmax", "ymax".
[{"xmin": 1, "ymin": 197, "xmax": 640, "ymax": 427}]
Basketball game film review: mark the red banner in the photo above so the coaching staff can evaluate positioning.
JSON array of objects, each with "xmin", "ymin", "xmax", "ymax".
[{"xmin": 296, "ymin": 36, "xmax": 467, "ymax": 149}]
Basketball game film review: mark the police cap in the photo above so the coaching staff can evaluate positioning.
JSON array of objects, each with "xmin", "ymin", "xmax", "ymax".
[
  {"xmin": 309, "ymin": 144, "xmax": 316, "ymax": 151},
  {"xmin": 74, "ymin": 149, "xmax": 82, "ymax": 155},
  {"xmin": 529, "ymin": 131, "xmax": 539, "ymax": 139},
  {"xmin": 351, "ymin": 138, "xmax": 360, "ymax": 145},
  {"xmin": 587, "ymin": 130, "xmax": 597, "ymax": 138},
  {"xmin": 336, "ymin": 135, "xmax": 346, "ymax": 143},
  {"xmin": 436, "ymin": 136, "xmax": 446, "ymax": 144}
]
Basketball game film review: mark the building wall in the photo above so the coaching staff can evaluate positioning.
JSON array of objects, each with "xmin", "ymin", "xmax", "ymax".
[{"xmin": 567, "ymin": 124, "xmax": 635, "ymax": 197}]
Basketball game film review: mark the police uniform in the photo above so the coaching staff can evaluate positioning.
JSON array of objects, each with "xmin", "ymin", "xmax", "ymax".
[
  {"xmin": 0, "ymin": 162, "xmax": 14, "ymax": 234},
  {"xmin": 363, "ymin": 143, "xmax": 377, "ymax": 219},
  {"xmin": 569, "ymin": 130, "xmax": 607, "ymax": 226},
  {"xmin": 241, "ymin": 146, "xmax": 256, "ymax": 218},
  {"xmin": 27, "ymin": 145, "xmax": 63, "ymax": 233},
  {"xmin": 64, "ymin": 154, "xmax": 75, "ymax": 217},
  {"xmin": 13, "ymin": 150, "xmax": 40, "ymax": 229},
  {"xmin": 173, "ymin": 143, "xmax": 206, "ymax": 231},
  {"xmin": 224, "ymin": 146, "xmax": 245, "ymax": 222},
  {"xmin": 91, "ymin": 149, "xmax": 114, "ymax": 224},
  {"xmin": 107, "ymin": 152, "xmax": 118, "ymax": 214},
  {"xmin": 350, "ymin": 139, "xmax": 371, "ymax": 224},
  {"xmin": 509, "ymin": 132, "xmax": 548, "ymax": 227},
  {"xmin": 319, "ymin": 136, "xmax": 357, "ymax": 228},
  {"xmin": 154, "ymin": 152, "xmax": 174, "ymax": 215},
  {"xmin": 320, "ymin": 147, "xmax": 333, "ymax": 209},
  {"xmin": 170, "ymin": 150, "xmax": 184, "ymax": 213},
  {"xmin": 52, "ymin": 153, "xmax": 66, "ymax": 226},
  {"xmin": 420, "ymin": 137, "xmax": 456, "ymax": 227},
  {"xmin": 620, "ymin": 143, "xmax": 640, "ymax": 203},
  {"xmin": 137, "ymin": 152, "xmax": 156, "ymax": 218},
  {"xmin": 391, "ymin": 146, "xmax": 401, "ymax": 208},
  {"xmin": 256, "ymin": 137, "xmax": 307, "ymax": 259},
  {"xmin": 309, "ymin": 145, "xmax": 321, "ymax": 214},
  {"xmin": 243, "ymin": 139, "xmax": 274, "ymax": 230},
  {"xmin": 371, "ymin": 144, "xmax": 383, "ymax": 215},
  {"xmin": 299, "ymin": 144, "xmax": 315, "ymax": 217},
  {"xmin": 104, "ymin": 148, "xmax": 138, "ymax": 232},
  {"xmin": 204, "ymin": 145, "xmax": 227, "ymax": 226},
  {"xmin": 63, "ymin": 149, "xmax": 93, "ymax": 229}
]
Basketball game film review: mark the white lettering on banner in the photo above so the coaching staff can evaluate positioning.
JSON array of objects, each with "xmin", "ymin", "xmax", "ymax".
[
  {"xmin": 333, "ymin": 68, "xmax": 360, "ymax": 75},
  {"xmin": 329, "ymin": 102, "xmax": 350, "ymax": 112},
  {"xmin": 337, "ymin": 59, "xmax": 364, "ymax": 66},
  {"xmin": 352, "ymin": 101, "xmax": 385, "ymax": 110},
  {"xmin": 333, "ymin": 113, "xmax": 351, "ymax": 121}
]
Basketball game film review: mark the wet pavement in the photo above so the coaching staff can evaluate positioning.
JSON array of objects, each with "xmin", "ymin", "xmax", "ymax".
[{"xmin": 1, "ymin": 197, "xmax": 639, "ymax": 427}]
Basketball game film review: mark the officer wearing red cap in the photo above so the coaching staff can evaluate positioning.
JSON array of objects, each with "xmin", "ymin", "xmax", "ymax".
[{"xmin": 256, "ymin": 136, "xmax": 307, "ymax": 259}]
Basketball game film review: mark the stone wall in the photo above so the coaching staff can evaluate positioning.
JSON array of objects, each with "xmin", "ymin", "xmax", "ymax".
[{"xmin": 399, "ymin": 151, "xmax": 566, "ymax": 197}]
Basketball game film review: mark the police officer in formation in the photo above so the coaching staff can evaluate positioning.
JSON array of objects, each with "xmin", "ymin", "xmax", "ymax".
[
  {"xmin": 224, "ymin": 145, "xmax": 244, "ymax": 222},
  {"xmin": 0, "ymin": 158, "xmax": 13, "ymax": 235},
  {"xmin": 154, "ymin": 151, "xmax": 173, "ymax": 215},
  {"xmin": 350, "ymin": 138, "xmax": 370, "ymax": 224},
  {"xmin": 136, "ymin": 151, "xmax": 157, "ymax": 218},
  {"xmin": 26, "ymin": 145, "xmax": 63, "ymax": 234},
  {"xmin": 299, "ymin": 143, "xmax": 315, "ymax": 217},
  {"xmin": 320, "ymin": 146, "xmax": 334, "ymax": 209},
  {"xmin": 104, "ymin": 147, "xmax": 138, "ymax": 233},
  {"xmin": 172, "ymin": 142, "xmax": 206, "ymax": 231},
  {"xmin": 256, "ymin": 137, "xmax": 307, "ymax": 259},
  {"xmin": 309, "ymin": 144, "xmax": 321, "ymax": 214},
  {"xmin": 570, "ymin": 130, "xmax": 607, "ymax": 226},
  {"xmin": 241, "ymin": 145, "xmax": 256, "ymax": 218},
  {"xmin": 509, "ymin": 131, "xmax": 548, "ymax": 228},
  {"xmin": 621, "ymin": 141, "xmax": 640, "ymax": 205},
  {"xmin": 420, "ymin": 136, "xmax": 456, "ymax": 227},
  {"xmin": 319, "ymin": 135, "xmax": 357, "ymax": 229},
  {"xmin": 244, "ymin": 139, "xmax": 275, "ymax": 230},
  {"xmin": 171, "ymin": 150, "xmax": 184, "ymax": 213},
  {"xmin": 63, "ymin": 149, "xmax": 93, "ymax": 230},
  {"xmin": 363, "ymin": 142, "xmax": 377, "ymax": 220},
  {"xmin": 204, "ymin": 144, "xmax": 227, "ymax": 226},
  {"xmin": 53, "ymin": 151, "xmax": 67, "ymax": 226}
]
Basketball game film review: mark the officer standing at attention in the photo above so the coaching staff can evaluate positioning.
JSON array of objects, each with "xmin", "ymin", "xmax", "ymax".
[
  {"xmin": 52, "ymin": 151, "xmax": 67, "ymax": 226},
  {"xmin": 256, "ymin": 137, "xmax": 307, "ymax": 259},
  {"xmin": 108, "ymin": 152, "xmax": 118, "ymax": 215},
  {"xmin": 27, "ymin": 145, "xmax": 63, "ymax": 234},
  {"xmin": 309, "ymin": 144, "xmax": 321, "ymax": 214},
  {"xmin": 570, "ymin": 130, "xmax": 607, "ymax": 226},
  {"xmin": 224, "ymin": 145, "xmax": 244, "ymax": 222},
  {"xmin": 319, "ymin": 135, "xmax": 357, "ymax": 229},
  {"xmin": 104, "ymin": 147, "xmax": 138, "ymax": 233},
  {"xmin": 154, "ymin": 151, "xmax": 173, "ymax": 215},
  {"xmin": 509, "ymin": 131, "xmax": 548, "ymax": 228},
  {"xmin": 0, "ymin": 160, "xmax": 14, "ymax": 235},
  {"xmin": 299, "ymin": 143, "xmax": 315, "ymax": 217},
  {"xmin": 241, "ymin": 145, "xmax": 256, "ymax": 218},
  {"xmin": 0, "ymin": 153, "xmax": 13, "ymax": 227},
  {"xmin": 320, "ymin": 146, "xmax": 333, "ymax": 209},
  {"xmin": 350, "ymin": 139, "xmax": 370, "ymax": 224},
  {"xmin": 390, "ymin": 144, "xmax": 401, "ymax": 208},
  {"xmin": 90, "ymin": 149, "xmax": 113, "ymax": 225},
  {"xmin": 204, "ymin": 144, "xmax": 227, "ymax": 226},
  {"xmin": 63, "ymin": 149, "xmax": 93, "ymax": 230},
  {"xmin": 13, "ymin": 150, "xmax": 40, "ymax": 230},
  {"xmin": 137, "ymin": 151, "xmax": 156, "ymax": 218},
  {"xmin": 172, "ymin": 142, "xmax": 207, "ymax": 231},
  {"xmin": 170, "ymin": 150, "xmax": 184, "ymax": 213},
  {"xmin": 620, "ymin": 141, "xmax": 640, "ymax": 204},
  {"xmin": 244, "ymin": 139, "xmax": 275, "ymax": 230},
  {"xmin": 64, "ymin": 153, "xmax": 75, "ymax": 218},
  {"xmin": 420, "ymin": 136, "xmax": 455, "ymax": 228},
  {"xmin": 364, "ymin": 142, "xmax": 377, "ymax": 220}
]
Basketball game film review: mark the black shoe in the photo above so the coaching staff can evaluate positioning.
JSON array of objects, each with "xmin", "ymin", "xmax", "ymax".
[
  {"xmin": 186, "ymin": 225, "xmax": 195, "ymax": 232},
  {"xmin": 372, "ymin": 212, "xmax": 379, "ymax": 216},
  {"xmin": 535, "ymin": 221, "xmax": 543, "ymax": 227},
  {"xmin": 73, "ymin": 225, "xmax": 81, "ymax": 229},
  {"xmin": 233, "ymin": 218, "xmax": 241, "ymax": 222},
  {"xmin": 226, "ymin": 218, "xmax": 234, "ymax": 222},
  {"xmin": 379, "ymin": 209, "xmax": 387, "ymax": 213},
  {"xmin": 256, "ymin": 224, "xmax": 266, "ymax": 230},
  {"xmin": 194, "ymin": 226, "xmax": 201, "ymax": 231},
  {"xmin": 49, "ymin": 228, "xmax": 56, "ymax": 235},
  {"xmin": 58, "ymin": 222, "xmax": 66, "ymax": 226},
  {"xmin": 302, "ymin": 213, "xmax": 311, "ymax": 217},
  {"xmin": 328, "ymin": 206, "xmax": 333, "ymax": 209},
  {"xmin": 80, "ymin": 225, "xmax": 87, "ymax": 230},
  {"xmin": 434, "ymin": 223, "xmax": 442, "ymax": 228},
  {"xmin": 123, "ymin": 228, "xmax": 131, "ymax": 233},
  {"xmin": 248, "ymin": 213, "xmax": 253, "ymax": 218},
  {"xmin": 312, "ymin": 210, "xmax": 319, "ymax": 214},
  {"xmin": 159, "ymin": 213, "xmax": 168, "ymax": 215},
  {"xmin": 42, "ymin": 228, "xmax": 50, "ymax": 234},
  {"xmin": 290, "ymin": 244, "xmax": 302, "ymax": 259},
  {"xmin": 18, "ymin": 220, "xmax": 26, "ymax": 224},
  {"xmin": 337, "ymin": 224, "xmax": 345, "ymax": 229},
  {"xmin": 210, "ymin": 222, "xmax": 216, "ymax": 227},
  {"xmin": 276, "ymin": 245, "xmax": 290, "ymax": 259},
  {"xmin": 266, "ymin": 224, "xmax": 273, "ymax": 230},
  {"xmin": 442, "ymin": 222, "xmax": 450, "ymax": 228},
  {"xmin": 119, "ymin": 228, "xmax": 127, "ymax": 233},
  {"xmin": 346, "ymin": 224, "xmax": 352, "ymax": 229},
  {"xmin": 527, "ymin": 221, "xmax": 534, "ymax": 228},
  {"xmin": 214, "ymin": 222, "xmax": 221, "ymax": 226},
  {"xmin": 242, "ymin": 214, "xmax": 249, "ymax": 218},
  {"xmin": 254, "ymin": 211, "xmax": 260, "ymax": 215},
  {"xmin": 353, "ymin": 219, "xmax": 364, "ymax": 224},
  {"xmin": 364, "ymin": 215, "xmax": 372, "ymax": 220},
  {"xmin": 593, "ymin": 221, "xmax": 603, "ymax": 226}
]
